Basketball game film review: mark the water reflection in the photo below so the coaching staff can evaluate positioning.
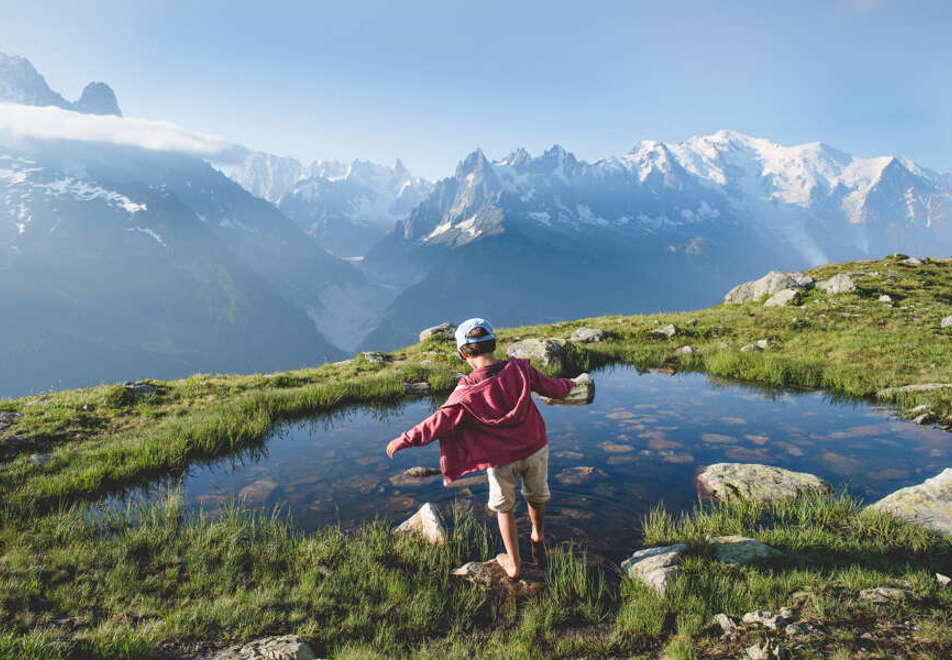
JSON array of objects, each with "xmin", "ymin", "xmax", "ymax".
[{"xmin": 120, "ymin": 366, "xmax": 950, "ymax": 562}]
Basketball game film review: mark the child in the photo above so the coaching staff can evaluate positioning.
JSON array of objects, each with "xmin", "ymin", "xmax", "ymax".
[{"xmin": 386, "ymin": 318, "xmax": 574, "ymax": 579}]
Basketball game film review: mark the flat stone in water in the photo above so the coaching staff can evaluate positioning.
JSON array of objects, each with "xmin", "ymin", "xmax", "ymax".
[
  {"xmin": 599, "ymin": 441, "xmax": 634, "ymax": 453},
  {"xmin": 697, "ymin": 463, "xmax": 833, "ymax": 503},
  {"xmin": 238, "ymin": 479, "xmax": 278, "ymax": 504},
  {"xmin": 555, "ymin": 466, "xmax": 605, "ymax": 486},
  {"xmin": 702, "ymin": 433, "xmax": 739, "ymax": 444}
]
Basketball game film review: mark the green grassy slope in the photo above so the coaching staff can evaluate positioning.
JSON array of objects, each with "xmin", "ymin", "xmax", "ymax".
[{"xmin": 1, "ymin": 254, "xmax": 951, "ymax": 658}]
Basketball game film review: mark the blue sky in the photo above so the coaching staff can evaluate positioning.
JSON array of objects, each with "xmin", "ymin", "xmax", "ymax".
[{"xmin": 1, "ymin": 0, "xmax": 949, "ymax": 179}]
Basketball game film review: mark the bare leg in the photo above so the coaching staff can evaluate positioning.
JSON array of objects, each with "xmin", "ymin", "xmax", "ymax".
[
  {"xmin": 495, "ymin": 510, "xmax": 521, "ymax": 579},
  {"xmin": 528, "ymin": 502, "xmax": 545, "ymax": 543}
]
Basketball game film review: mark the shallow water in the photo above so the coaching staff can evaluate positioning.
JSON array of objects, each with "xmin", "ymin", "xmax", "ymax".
[{"xmin": 127, "ymin": 366, "xmax": 951, "ymax": 562}]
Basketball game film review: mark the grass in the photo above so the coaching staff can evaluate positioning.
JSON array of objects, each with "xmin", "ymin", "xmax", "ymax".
[{"xmin": 2, "ymin": 254, "xmax": 952, "ymax": 657}]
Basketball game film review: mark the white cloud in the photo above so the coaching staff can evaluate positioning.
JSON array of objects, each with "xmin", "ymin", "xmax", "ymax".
[{"xmin": 0, "ymin": 102, "xmax": 242, "ymax": 159}]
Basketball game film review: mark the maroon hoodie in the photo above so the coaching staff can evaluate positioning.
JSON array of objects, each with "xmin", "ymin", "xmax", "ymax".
[{"xmin": 392, "ymin": 358, "xmax": 573, "ymax": 482}]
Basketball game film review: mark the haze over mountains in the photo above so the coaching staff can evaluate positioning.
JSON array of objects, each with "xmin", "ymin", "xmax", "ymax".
[{"xmin": 2, "ymin": 52, "xmax": 952, "ymax": 397}]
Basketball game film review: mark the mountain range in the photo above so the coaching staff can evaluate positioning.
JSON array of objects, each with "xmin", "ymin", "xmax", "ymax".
[
  {"xmin": 216, "ymin": 152, "xmax": 432, "ymax": 257},
  {"xmin": 2, "ymin": 52, "xmax": 951, "ymax": 396}
]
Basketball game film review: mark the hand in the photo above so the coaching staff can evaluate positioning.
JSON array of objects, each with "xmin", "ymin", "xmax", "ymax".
[{"xmin": 386, "ymin": 438, "xmax": 402, "ymax": 459}]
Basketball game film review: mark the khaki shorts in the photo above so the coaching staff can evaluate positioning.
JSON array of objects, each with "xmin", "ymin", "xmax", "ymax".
[{"xmin": 486, "ymin": 445, "xmax": 550, "ymax": 513}]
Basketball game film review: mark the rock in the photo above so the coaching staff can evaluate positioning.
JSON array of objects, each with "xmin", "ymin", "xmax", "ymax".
[
  {"xmin": 360, "ymin": 351, "xmax": 387, "ymax": 363},
  {"xmin": 30, "ymin": 453, "xmax": 51, "ymax": 466},
  {"xmin": 860, "ymin": 587, "xmax": 912, "ymax": 604},
  {"xmin": 620, "ymin": 543, "xmax": 687, "ymax": 594},
  {"xmin": 450, "ymin": 560, "xmax": 544, "ymax": 602},
  {"xmin": 818, "ymin": 273, "xmax": 857, "ymax": 294},
  {"xmin": 740, "ymin": 343, "xmax": 761, "ymax": 352},
  {"xmin": 711, "ymin": 535, "xmax": 780, "ymax": 565},
  {"xmin": 404, "ymin": 382, "xmax": 432, "ymax": 396},
  {"xmin": 878, "ymin": 382, "xmax": 952, "ymax": 398},
  {"xmin": 211, "ymin": 634, "xmax": 315, "ymax": 660},
  {"xmin": 554, "ymin": 466, "xmax": 604, "ymax": 486},
  {"xmin": 569, "ymin": 327, "xmax": 604, "ymax": 343},
  {"xmin": 0, "ymin": 411, "xmax": 21, "ymax": 423},
  {"xmin": 404, "ymin": 466, "xmax": 441, "ymax": 478},
  {"xmin": 713, "ymin": 613, "xmax": 737, "ymax": 634},
  {"xmin": 238, "ymin": 479, "xmax": 278, "ymax": 504},
  {"xmin": 941, "ymin": 315, "xmax": 952, "ymax": 328},
  {"xmin": 419, "ymin": 322, "xmax": 456, "ymax": 342},
  {"xmin": 937, "ymin": 573, "xmax": 950, "ymax": 587},
  {"xmin": 866, "ymin": 468, "xmax": 952, "ymax": 536},
  {"xmin": 394, "ymin": 503, "xmax": 446, "ymax": 545},
  {"xmin": 697, "ymin": 463, "xmax": 834, "ymax": 503},
  {"xmin": 903, "ymin": 257, "xmax": 923, "ymax": 265},
  {"xmin": 879, "ymin": 294, "xmax": 893, "ymax": 303},
  {"xmin": 724, "ymin": 271, "xmax": 815, "ymax": 304},
  {"xmin": 785, "ymin": 622, "xmax": 822, "ymax": 638},
  {"xmin": 913, "ymin": 413, "xmax": 935, "ymax": 425},
  {"xmin": 539, "ymin": 372, "xmax": 595, "ymax": 406},
  {"xmin": 124, "ymin": 380, "xmax": 157, "ymax": 397},
  {"xmin": 678, "ymin": 345, "xmax": 698, "ymax": 355},
  {"xmin": 506, "ymin": 338, "xmax": 570, "ymax": 372},
  {"xmin": 764, "ymin": 288, "xmax": 800, "ymax": 307},
  {"xmin": 651, "ymin": 324, "xmax": 679, "ymax": 338},
  {"xmin": 756, "ymin": 339, "xmax": 772, "ymax": 350},
  {"xmin": 742, "ymin": 610, "xmax": 767, "ymax": 624}
]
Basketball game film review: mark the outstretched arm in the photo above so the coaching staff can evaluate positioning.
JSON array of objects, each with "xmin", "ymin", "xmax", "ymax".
[
  {"xmin": 528, "ymin": 365, "xmax": 574, "ymax": 400},
  {"xmin": 386, "ymin": 405, "xmax": 467, "ymax": 458}
]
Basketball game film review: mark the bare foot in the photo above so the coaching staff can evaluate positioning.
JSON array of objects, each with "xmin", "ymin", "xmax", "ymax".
[
  {"xmin": 495, "ymin": 552, "xmax": 520, "ymax": 579},
  {"xmin": 530, "ymin": 531, "xmax": 544, "ymax": 543}
]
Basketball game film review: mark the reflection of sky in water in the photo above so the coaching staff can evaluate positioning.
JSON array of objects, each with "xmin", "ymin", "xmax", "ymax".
[{"xmin": 127, "ymin": 366, "xmax": 951, "ymax": 562}]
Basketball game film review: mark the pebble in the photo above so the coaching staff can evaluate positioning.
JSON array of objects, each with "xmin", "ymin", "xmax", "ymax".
[{"xmin": 713, "ymin": 612, "xmax": 736, "ymax": 634}]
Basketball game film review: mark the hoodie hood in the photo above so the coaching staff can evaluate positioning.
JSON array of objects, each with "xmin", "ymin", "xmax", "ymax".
[{"xmin": 443, "ymin": 358, "xmax": 534, "ymax": 428}]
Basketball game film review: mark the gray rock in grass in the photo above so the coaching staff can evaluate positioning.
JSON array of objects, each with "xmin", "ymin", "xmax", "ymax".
[
  {"xmin": 394, "ymin": 502, "xmax": 446, "ymax": 545},
  {"xmin": 859, "ymin": 587, "xmax": 912, "ymax": 604},
  {"xmin": 651, "ymin": 323, "xmax": 679, "ymax": 338},
  {"xmin": 724, "ymin": 271, "xmax": 814, "ymax": 304},
  {"xmin": 569, "ymin": 327, "xmax": 605, "ymax": 343},
  {"xmin": 818, "ymin": 273, "xmax": 856, "ymax": 294},
  {"xmin": 711, "ymin": 535, "xmax": 780, "ymax": 565},
  {"xmin": 418, "ymin": 322, "xmax": 456, "ymax": 342},
  {"xmin": 941, "ymin": 315, "xmax": 952, "ymax": 328},
  {"xmin": 506, "ymin": 338, "xmax": 570, "ymax": 372},
  {"xmin": 866, "ymin": 468, "xmax": 952, "ymax": 537},
  {"xmin": 620, "ymin": 543, "xmax": 687, "ymax": 594},
  {"xmin": 764, "ymin": 288, "xmax": 800, "ymax": 307},
  {"xmin": 211, "ymin": 634, "xmax": 316, "ymax": 660}
]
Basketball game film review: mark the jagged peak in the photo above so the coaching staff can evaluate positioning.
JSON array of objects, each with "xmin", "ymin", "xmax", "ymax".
[
  {"xmin": 498, "ymin": 147, "xmax": 531, "ymax": 167},
  {"xmin": 75, "ymin": 81, "xmax": 122, "ymax": 116},
  {"xmin": 455, "ymin": 148, "xmax": 493, "ymax": 178}
]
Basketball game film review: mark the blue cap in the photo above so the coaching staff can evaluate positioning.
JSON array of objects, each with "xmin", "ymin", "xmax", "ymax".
[{"xmin": 455, "ymin": 317, "xmax": 495, "ymax": 349}]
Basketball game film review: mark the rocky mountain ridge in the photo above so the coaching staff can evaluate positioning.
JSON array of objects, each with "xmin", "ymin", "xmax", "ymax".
[{"xmin": 0, "ymin": 52, "xmax": 121, "ymax": 116}]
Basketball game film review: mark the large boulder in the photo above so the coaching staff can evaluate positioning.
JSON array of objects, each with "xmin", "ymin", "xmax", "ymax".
[
  {"xmin": 451, "ymin": 559, "xmax": 545, "ymax": 602},
  {"xmin": 620, "ymin": 543, "xmax": 687, "ymax": 594},
  {"xmin": 212, "ymin": 635, "xmax": 315, "ymax": 660},
  {"xmin": 818, "ymin": 273, "xmax": 856, "ymax": 294},
  {"xmin": 507, "ymin": 338, "xmax": 570, "ymax": 372},
  {"xmin": 866, "ymin": 468, "xmax": 952, "ymax": 537},
  {"xmin": 394, "ymin": 502, "xmax": 446, "ymax": 544},
  {"xmin": 941, "ymin": 315, "xmax": 952, "ymax": 329},
  {"xmin": 569, "ymin": 327, "xmax": 605, "ymax": 343},
  {"xmin": 419, "ymin": 322, "xmax": 456, "ymax": 342},
  {"xmin": 539, "ymin": 372, "xmax": 595, "ymax": 406},
  {"xmin": 763, "ymin": 288, "xmax": 800, "ymax": 308},
  {"xmin": 697, "ymin": 463, "xmax": 833, "ymax": 503},
  {"xmin": 724, "ymin": 271, "xmax": 814, "ymax": 304}
]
